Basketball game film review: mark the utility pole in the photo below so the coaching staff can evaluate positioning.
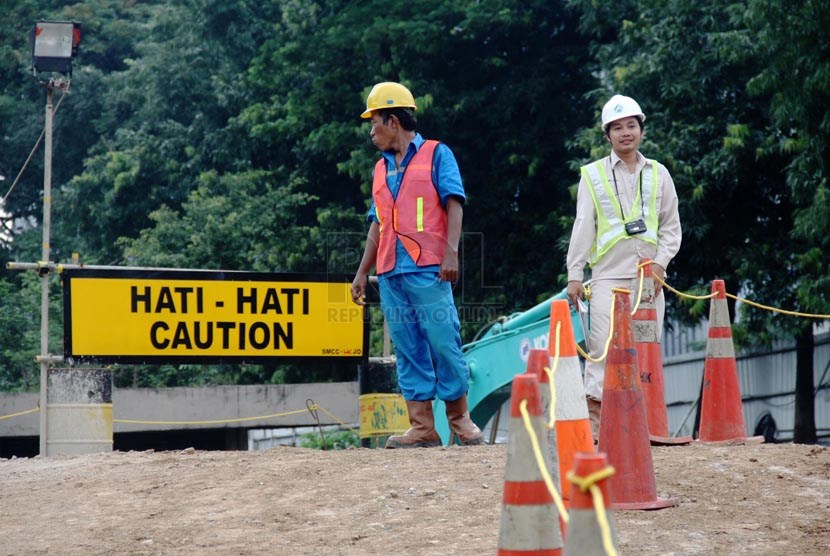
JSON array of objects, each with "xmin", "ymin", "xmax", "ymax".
[
  {"xmin": 38, "ymin": 84, "xmax": 54, "ymax": 455},
  {"xmin": 28, "ymin": 20, "xmax": 81, "ymax": 455}
]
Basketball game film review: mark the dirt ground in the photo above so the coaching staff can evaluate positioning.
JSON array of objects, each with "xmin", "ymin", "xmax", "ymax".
[{"xmin": 1, "ymin": 441, "xmax": 828, "ymax": 555}]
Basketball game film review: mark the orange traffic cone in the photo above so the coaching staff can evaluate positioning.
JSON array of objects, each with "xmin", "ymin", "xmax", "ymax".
[
  {"xmin": 698, "ymin": 280, "xmax": 765, "ymax": 444},
  {"xmin": 598, "ymin": 288, "xmax": 677, "ymax": 510},
  {"xmin": 498, "ymin": 373, "xmax": 564, "ymax": 555},
  {"xmin": 525, "ymin": 349, "xmax": 562, "ymax": 500},
  {"xmin": 633, "ymin": 259, "xmax": 692, "ymax": 446},
  {"xmin": 563, "ymin": 452, "xmax": 619, "ymax": 556},
  {"xmin": 525, "ymin": 348, "xmax": 566, "ymax": 540},
  {"xmin": 549, "ymin": 300, "xmax": 595, "ymax": 504}
]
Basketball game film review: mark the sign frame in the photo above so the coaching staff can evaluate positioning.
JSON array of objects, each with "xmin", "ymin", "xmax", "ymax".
[{"xmin": 62, "ymin": 268, "xmax": 368, "ymax": 365}]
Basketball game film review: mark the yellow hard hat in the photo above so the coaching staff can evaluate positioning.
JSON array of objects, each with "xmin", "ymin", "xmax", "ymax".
[{"xmin": 361, "ymin": 82, "xmax": 417, "ymax": 119}]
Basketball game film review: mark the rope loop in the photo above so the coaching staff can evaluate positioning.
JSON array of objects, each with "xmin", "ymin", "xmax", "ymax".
[
  {"xmin": 565, "ymin": 466, "xmax": 618, "ymax": 556},
  {"xmin": 575, "ymin": 292, "xmax": 617, "ymax": 363},
  {"xmin": 566, "ymin": 466, "xmax": 616, "ymax": 493},
  {"xmin": 631, "ymin": 264, "xmax": 645, "ymax": 315}
]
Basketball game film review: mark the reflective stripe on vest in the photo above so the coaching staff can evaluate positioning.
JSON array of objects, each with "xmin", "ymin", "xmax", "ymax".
[
  {"xmin": 581, "ymin": 158, "xmax": 659, "ymax": 265},
  {"xmin": 372, "ymin": 140, "xmax": 447, "ymax": 274}
]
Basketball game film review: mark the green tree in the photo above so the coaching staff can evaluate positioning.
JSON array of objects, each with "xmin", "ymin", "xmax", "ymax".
[
  {"xmin": 741, "ymin": 0, "xmax": 830, "ymax": 443},
  {"xmin": 241, "ymin": 0, "xmax": 593, "ymax": 317},
  {"xmin": 1, "ymin": 0, "xmax": 287, "ymax": 389},
  {"xmin": 51, "ymin": 0, "xmax": 281, "ymax": 265},
  {"xmin": 0, "ymin": 1, "xmax": 596, "ymax": 390},
  {"xmin": 568, "ymin": 0, "xmax": 826, "ymax": 442},
  {"xmin": 566, "ymin": 0, "xmax": 788, "ymax": 308}
]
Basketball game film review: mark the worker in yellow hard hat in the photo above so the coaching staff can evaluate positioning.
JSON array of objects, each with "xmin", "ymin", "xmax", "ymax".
[
  {"xmin": 350, "ymin": 81, "xmax": 482, "ymax": 448},
  {"xmin": 565, "ymin": 94, "xmax": 682, "ymax": 442}
]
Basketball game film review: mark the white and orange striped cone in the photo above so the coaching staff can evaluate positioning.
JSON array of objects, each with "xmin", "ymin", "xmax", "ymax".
[
  {"xmin": 563, "ymin": 452, "xmax": 619, "ymax": 556},
  {"xmin": 525, "ymin": 348, "xmax": 566, "ymax": 540},
  {"xmin": 525, "ymin": 349, "xmax": 562, "ymax": 500},
  {"xmin": 698, "ymin": 280, "xmax": 765, "ymax": 444},
  {"xmin": 549, "ymin": 300, "xmax": 595, "ymax": 504},
  {"xmin": 498, "ymin": 373, "xmax": 564, "ymax": 556},
  {"xmin": 633, "ymin": 259, "xmax": 692, "ymax": 446},
  {"xmin": 599, "ymin": 288, "xmax": 677, "ymax": 510}
]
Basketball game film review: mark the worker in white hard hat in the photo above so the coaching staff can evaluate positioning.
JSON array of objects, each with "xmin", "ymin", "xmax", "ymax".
[
  {"xmin": 350, "ymin": 82, "xmax": 483, "ymax": 448},
  {"xmin": 565, "ymin": 94, "xmax": 682, "ymax": 441}
]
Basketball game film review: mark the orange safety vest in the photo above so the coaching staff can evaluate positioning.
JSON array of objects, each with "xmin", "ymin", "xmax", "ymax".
[{"xmin": 372, "ymin": 140, "xmax": 448, "ymax": 274}]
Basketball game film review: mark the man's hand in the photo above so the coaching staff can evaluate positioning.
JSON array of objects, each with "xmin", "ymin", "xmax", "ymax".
[
  {"xmin": 440, "ymin": 247, "xmax": 459, "ymax": 283},
  {"xmin": 651, "ymin": 263, "xmax": 666, "ymax": 298},
  {"xmin": 351, "ymin": 272, "xmax": 368, "ymax": 305},
  {"xmin": 567, "ymin": 280, "xmax": 585, "ymax": 308}
]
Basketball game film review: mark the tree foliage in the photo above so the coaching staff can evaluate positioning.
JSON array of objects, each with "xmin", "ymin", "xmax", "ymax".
[
  {"xmin": 566, "ymin": 0, "xmax": 827, "ymax": 441},
  {"xmin": 0, "ymin": 0, "xmax": 826, "ymax": 410},
  {"xmin": 566, "ymin": 0, "xmax": 792, "ymax": 323}
]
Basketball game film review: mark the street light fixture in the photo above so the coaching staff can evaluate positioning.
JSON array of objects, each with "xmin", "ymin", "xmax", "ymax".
[{"xmin": 31, "ymin": 20, "xmax": 81, "ymax": 77}]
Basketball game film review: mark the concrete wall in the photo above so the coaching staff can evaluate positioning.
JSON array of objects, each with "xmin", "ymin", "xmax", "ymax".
[
  {"xmin": 0, "ymin": 382, "xmax": 359, "ymax": 438},
  {"xmin": 0, "ymin": 392, "xmax": 39, "ymax": 437}
]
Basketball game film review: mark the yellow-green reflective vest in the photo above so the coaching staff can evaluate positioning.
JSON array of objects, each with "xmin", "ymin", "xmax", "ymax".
[{"xmin": 581, "ymin": 158, "xmax": 660, "ymax": 266}]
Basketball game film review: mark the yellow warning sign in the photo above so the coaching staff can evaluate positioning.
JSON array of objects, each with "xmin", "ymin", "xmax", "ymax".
[{"xmin": 63, "ymin": 269, "xmax": 367, "ymax": 363}]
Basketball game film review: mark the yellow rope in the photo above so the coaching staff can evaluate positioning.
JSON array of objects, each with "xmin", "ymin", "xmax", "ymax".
[
  {"xmin": 543, "ymin": 365, "xmax": 557, "ymax": 430},
  {"xmin": 651, "ymin": 273, "xmax": 718, "ymax": 301},
  {"xmin": 652, "ymin": 273, "xmax": 830, "ymax": 318},
  {"xmin": 574, "ymin": 260, "xmax": 663, "ymax": 364},
  {"xmin": 315, "ymin": 404, "xmax": 360, "ymax": 436},
  {"xmin": 631, "ymin": 264, "xmax": 645, "ymax": 315},
  {"xmin": 566, "ymin": 467, "xmax": 619, "ymax": 556},
  {"xmin": 519, "ymin": 399, "xmax": 569, "ymax": 524},
  {"xmin": 724, "ymin": 292, "xmax": 830, "ymax": 319},
  {"xmin": 5, "ymin": 403, "xmax": 359, "ymax": 436},
  {"xmin": 575, "ymin": 293, "xmax": 617, "ymax": 363},
  {"xmin": 543, "ymin": 322, "xmax": 561, "ymax": 430},
  {"xmin": 0, "ymin": 407, "xmax": 39, "ymax": 421},
  {"xmin": 113, "ymin": 406, "xmax": 313, "ymax": 425}
]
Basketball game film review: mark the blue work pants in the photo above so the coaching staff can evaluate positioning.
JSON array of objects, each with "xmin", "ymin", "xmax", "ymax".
[{"xmin": 378, "ymin": 272, "xmax": 469, "ymax": 402}]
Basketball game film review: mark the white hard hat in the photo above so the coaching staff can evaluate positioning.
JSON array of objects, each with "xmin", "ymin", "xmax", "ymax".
[{"xmin": 601, "ymin": 95, "xmax": 645, "ymax": 130}]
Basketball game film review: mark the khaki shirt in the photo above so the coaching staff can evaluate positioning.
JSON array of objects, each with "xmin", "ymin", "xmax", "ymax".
[{"xmin": 567, "ymin": 151, "xmax": 682, "ymax": 282}]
